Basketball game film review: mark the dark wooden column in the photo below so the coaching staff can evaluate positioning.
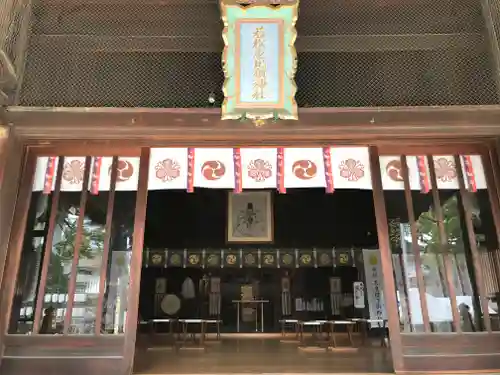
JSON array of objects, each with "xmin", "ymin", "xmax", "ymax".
[
  {"xmin": 0, "ymin": 124, "xmax": 15, "ymax": 286},
  {"xmin": 0, "ymin": 124, "xmax": 24, "ymax": 366},
  {"xmin": 369, "ymin": 146, "xmax": 404, "ymax": 372}
]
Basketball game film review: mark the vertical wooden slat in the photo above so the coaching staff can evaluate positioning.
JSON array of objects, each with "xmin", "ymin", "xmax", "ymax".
[
  {"xmin": 427, "ymin": 155, "xmax": 462, "ymax": 333},
  {"xmin": 95, "ymin": 156, "xmax": 118, "ymax": 335},
  {"xmin": 485, "ymin": 144, "xmax": 500, "ymax": 331},
  {"xmin": 489, "ymin": 144, "xmax": 500, "ymax": 209},
  {"xmin": 63, "ymin": 156, "xmax": 92, "ymax": 334},
  {"xmin": 454, "ymin": 155, "xmax": 492, "ymax": 332},
  {"xmin": 494, "ymin": 250, "xmax": 500, "ymax": 293},
  {"xmin": 369, "ymin": 146, "xmax": 404, "ymax": 372},
  {"xmin": 32, "ymin": 156, "xmax": 65, "ymax": 334},
  {"xmin": 0, "ymin": 151, "xmax": 35, "ymax": 342},
  {"xmin": 483, "ymin": 150, "xmax": 500, "ymax": 296},
  {"xmin": 122, "ymin": 148, "xmax": 149, "ymax": 375},
  {"xmin": 401, "ymin": 155, "xmax": 431, "ymax": 332}
]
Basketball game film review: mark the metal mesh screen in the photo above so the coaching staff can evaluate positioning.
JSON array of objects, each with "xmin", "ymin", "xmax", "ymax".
[{"xmin": 17, "ymin": 0, "xmax": 499, "ymax": 107}]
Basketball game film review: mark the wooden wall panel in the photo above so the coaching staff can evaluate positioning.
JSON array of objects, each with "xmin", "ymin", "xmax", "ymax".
[
  {"xmin": 402, "ymin": 354, "xmax": 500, "ymax": 372},
  {"xmin": 3, "ymin": 335, "xmax": 125, "ymax": 357},
  {"xmin": 402, "ymin": 333, "xmax": 500, "ymax": 355},
  {"xmin": 0, "ymin": 358, "xmax": 123, "ymax": 375},
  {"xmin": 400, "ymin": 334, "xmax": 500, "ymax": 372}
]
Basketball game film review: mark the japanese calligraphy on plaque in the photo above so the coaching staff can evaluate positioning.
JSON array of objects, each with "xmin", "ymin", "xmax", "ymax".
[{"xmin": 220, "ymin": 0, "xmax": 299, "ymax": 124}]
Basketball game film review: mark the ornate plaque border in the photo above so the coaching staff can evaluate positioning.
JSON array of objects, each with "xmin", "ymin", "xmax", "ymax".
[{"xmin": 220, "ymin": 2, "xmax": 298, "ymax": 121}]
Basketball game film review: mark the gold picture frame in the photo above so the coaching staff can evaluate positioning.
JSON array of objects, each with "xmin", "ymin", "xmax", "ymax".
[{"xmin": 227, "ymin": 191, "xmax": 273, "ymax": 243}]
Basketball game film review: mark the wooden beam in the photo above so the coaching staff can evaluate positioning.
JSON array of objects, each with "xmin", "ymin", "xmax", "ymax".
[
  {"xmin": 30, "ymin": 33, "xmax": 483, "ymax": 53},
  {"xmin": 6, "ymin": 105, "xmax": 500, "ymax": 143},
  {"xmin": 0, "ymin": 50, "xmax": 17, "ymax": 101}
]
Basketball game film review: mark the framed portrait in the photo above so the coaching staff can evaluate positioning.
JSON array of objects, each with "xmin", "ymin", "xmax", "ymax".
[{"xmin": 227, "ymin": 191, "xmax": 273, "ymax": 243}]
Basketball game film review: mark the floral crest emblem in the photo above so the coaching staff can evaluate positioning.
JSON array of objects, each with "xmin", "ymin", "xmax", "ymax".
[
  {"xmin": 155, "ymin": 158, "xmax": 181, "ymax": 182},
  {"xmin": 434, "ymin": 158, "xmax": 457, "ymax": 182},
  {"xmin": 248, "ymin": 159, "xmax": 272, "ymax": 182},
  {"xmin": 339, "ymin": 159, "xmax": 365, "ymax": 181},
  {"xmin": 63, "ymin": 160, "xmax": 85, "ymax": 184}
]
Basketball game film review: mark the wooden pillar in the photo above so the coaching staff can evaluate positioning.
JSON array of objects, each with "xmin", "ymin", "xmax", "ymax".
[
  {"xmin": 0, "ymin": 124, "xmax": 24, "ymax": 366},
  {"xmin": 0, "ymin": 125, "xmax": 24, "ymax": 322},
  {"xmin": 369, "ymin": 146, "xmax": 404, "ymax": 372},
  {"xmin": 0, "ymin": 126, "xmax": 8, "ymax": 182},
  {"xmin": 122, "ymin": 148, "xmax": 150, "ymax": 375},
  {"xmin": 0, "ymin": 124, "xmax": 12, "ymax": 284}
]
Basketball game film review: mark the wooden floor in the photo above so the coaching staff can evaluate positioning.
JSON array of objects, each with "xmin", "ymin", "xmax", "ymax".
[{"xmin": 133, "ymin": 334, "xmax": 393, "ymax": 374}]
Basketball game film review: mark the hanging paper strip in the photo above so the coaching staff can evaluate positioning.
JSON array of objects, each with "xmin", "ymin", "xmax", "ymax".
[
  {"xmin": 416, "ymin": 156, "xmax": 430, "ymax": 193},
  {"xmin": 187, "ymin": 148, "xmax": 195, "ymax": 193},
  {"xmin": 37, "ymin": 157, "xmax": 57, "ymax": 194},
  {"xmin": 465, "ymin": 155, "xmax": 486, "ymax": 190},
  {"xmin": 459, "ymin": 154, "xmax": 487, "ymax": 191},
  {"xmin": 220, "ymin": 0, "xmax": 299, "ymax": 122},
  {"xmin": 323, "ymin": 147, "xmax": 334, "ymax": 193},
  {"xmin": 90, "ymin": 157, "xmax": 103, "ymax": 195},
  {"xmin": 233, "ymin": 148, "xmax": 243, "ymax": 193},
  {"xmin": 461, "ymin": 155, "xmax": 477, "ymax": 193},
  {"xmin": 276, "ymin": 147, "xmax": 285, "ymax": 193}
]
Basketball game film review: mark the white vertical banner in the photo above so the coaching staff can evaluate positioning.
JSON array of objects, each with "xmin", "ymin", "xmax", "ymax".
[
  {"xmin": 379, "ymin": 155, "xmax": 421, "ymax": 190},
  {"xmin": 60, "ymin": 156, "xmax": 87, "ymax": 192},
  {"xmin": 148, "ymin": 148, "xmax": 188, "ymax": 190},
  {"xmin": 240, "ymin": 148, "xmax": 278, "ymax": 189},
  {"xmin": 99, "ymin": 157, "xmax": 140, "ymax": 191},
  {"xmin": 283, "ymin": 147, "xmax": 326, "ymax": 188},
  {"xmin": 193, "ymin": 148, "xmax": 235, "ymax": 189},
  {"xmin": 362, "ymin": 249, "xmax": 387, "ymax": 326},
  {"xmin": 433, "ymin": 155, "xmax": 459, "ymax": 190},
  {"xmin": 330, "ymin": 147, "xmax": 372, "ymax": 190},
  {"xmin": 353, "ymin": 281, "xmax": 365, "ymax": 309},
  {"xmin": 33, "ymin": 157, "xmax": 54, "ymax": 192}
]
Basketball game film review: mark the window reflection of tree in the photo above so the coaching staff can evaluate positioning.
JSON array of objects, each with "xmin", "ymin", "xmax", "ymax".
[{"xmin": 417, "ymin": 193, "xmax": 484, "ymax": 331}]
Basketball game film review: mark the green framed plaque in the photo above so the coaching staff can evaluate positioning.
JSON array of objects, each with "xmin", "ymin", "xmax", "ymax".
[{"xmin": 220, "ymin": 0, "xmax": 299, "ymax": 123}]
